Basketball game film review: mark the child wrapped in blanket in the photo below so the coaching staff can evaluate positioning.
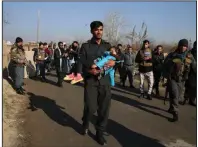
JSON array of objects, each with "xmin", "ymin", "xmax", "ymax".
[{"xmin": 90, "ymin": 46, "xmax": 123, "ymax": 86}]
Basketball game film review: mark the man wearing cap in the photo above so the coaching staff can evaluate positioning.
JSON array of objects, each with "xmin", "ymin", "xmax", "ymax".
[
  {"xmin": 10, "ymin": 37, "xmax": 26, "ymax": 95},
  {"xmin": 79, "ymin": 21, "xmax": 115, "ymax": 145},
  {"xmin": 163, "ymin": 39, "xmax": 196, "ymax": 122},
  {"xmin": 182, "ymin": 41, "xmax": 197, "ymax": 106}
]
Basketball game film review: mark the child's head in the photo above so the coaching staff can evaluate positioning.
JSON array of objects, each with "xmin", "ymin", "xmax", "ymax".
[{"xmin": 109, "ymin": 46, "xmax": 117, "ymax": 55}]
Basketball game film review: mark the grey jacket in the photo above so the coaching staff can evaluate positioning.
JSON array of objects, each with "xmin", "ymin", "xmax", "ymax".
[{"xmin": 122, "ymin": 52, "xmax": 136, "ymax": 66}]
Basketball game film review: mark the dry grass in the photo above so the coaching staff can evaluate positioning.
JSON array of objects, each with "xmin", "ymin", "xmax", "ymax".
[{"xmin": 3, "ymin": 79, "xmax": 29, "ymax": 147}]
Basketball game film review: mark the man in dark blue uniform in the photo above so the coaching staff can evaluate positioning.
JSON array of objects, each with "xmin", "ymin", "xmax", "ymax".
[{"xmin": 79, "ymin": 21, "xmax": 115, "ymax": 146}]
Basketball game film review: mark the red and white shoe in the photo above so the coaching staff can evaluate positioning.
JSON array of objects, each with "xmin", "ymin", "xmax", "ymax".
[
  {"xmin": 71, "ymin": 73, "xmax": 84, "ymax": 84},
  {"xmin": 64, "ymin": 73, "xmax": 75, "ymax": 81}
]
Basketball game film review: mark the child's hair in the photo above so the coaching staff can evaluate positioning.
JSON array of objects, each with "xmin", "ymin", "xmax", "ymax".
[{"xmin": 108, "ymin": 46, "xmax": 116, "ymax": 52}]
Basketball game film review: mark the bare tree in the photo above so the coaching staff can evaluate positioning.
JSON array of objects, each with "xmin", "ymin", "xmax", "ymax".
[
  {"xmin": 126, "ymin": 22, "xmax": 148, "ymax": 49},
  {"xmin": 3, "ymin": 11, "xmax": 10, "ymax": 25},
  {"xmin": 103, "ymin": 12, "xmax": 125, "ymax": 46}
]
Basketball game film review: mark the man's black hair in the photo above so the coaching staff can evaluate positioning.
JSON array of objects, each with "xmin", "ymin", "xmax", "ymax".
[
  {"xmin": 156, "ymin": 45, "xmax": 163, "ymax": 49},
  {"xmin": 90, "ymin": 21, "xmax": 103, "ymax": 31},
  {"xmin": 117, "ymin": 44, "xmax": 122, "ymax": 47},
  {"xmin": 15, "ymin": 37, "xmax": 23, "ymax": 43},
  {"xmin": 73, "ymin": 41, "xmax": 79, "ymax": 45},
  {"xmin": 58, "ymin": 42, "xmax": 63, "ymax": 46},
  {"xmin": 143, "ymin": 40, "xmax": 150, "ymax": 44},
  {"xmin": 43, "ymin": 42, "xmax": 48, "ymax": 46},
  {"xmin": 39, "ymin": 42, "xmax": 43, "ymax": 47}
]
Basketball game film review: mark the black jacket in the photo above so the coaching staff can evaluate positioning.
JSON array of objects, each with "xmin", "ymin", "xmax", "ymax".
[
  {"xmin": 54, "ymin": 48, "xmax": 70, "ymax": 72},
  {"xmin": 152, "ymin": 52, "xmax": 164, "ymax": 72},
  {"xmin": 79, "ymin": 39, "xmax": 111, "ymax": 86}
]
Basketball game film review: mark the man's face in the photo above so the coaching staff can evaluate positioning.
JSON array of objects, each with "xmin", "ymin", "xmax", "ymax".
[
  {"xmin": 179, "ymin": 46, "xmax": 187, "ymax": 52},
  {"xmin": 118, "ymin": 45, "xmax": 122, "ymax": 50},
  {"xmin": 59, "ymin": 43, "xmax": 64, "ymax": 49},
  {"xmin": 17, "ymin": 42, "xmax": 23, "ymax": 47},
  {"xmin": 44, "ymin": 45, "xmax": 48, "ymax": 49},
  {"xmin": 128, "ymin": 48, "xmax": 132, "ymax": 53},
  {"xmin": 73, "ymin": 43, "xmax": 78, "ymax": 48},
  {"xmin": 157, "ymin": 47, "xmax": 162, "ymax": 54},
  {"xmin": 39, "ymin": 45, "xmax": 44, "ymax": 49},
  {"xmin": 91, "ymin": 26, "xmax": 103, "ymax": 39},
  {"xmin": 144, "ymin": 42, "xmax": 149, "ymax": 49}
]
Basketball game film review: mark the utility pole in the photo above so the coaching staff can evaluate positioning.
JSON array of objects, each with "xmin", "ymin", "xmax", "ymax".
[{"xmin": 37, "ymin": 10, "xmax": 40, "ymax": 43}]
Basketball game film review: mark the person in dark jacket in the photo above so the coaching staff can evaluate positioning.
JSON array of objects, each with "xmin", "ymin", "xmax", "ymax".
[
  {"xmin": 54, "ymin": 42, "xmax": 68, "ymax": 87},
  {"xmin": 163, "ymin": 39, "xmax": 196, "ymax": 122},
  {"xmin": 122, "ymin": 45, "xmax": 136, "ymax": 88},
  {"xmin": 33, "ymin": 42, "xmax": 47, "ymax": 82},
  {"xmin": 114, "ymin": 44, "xmax": 123, "ymax": 84},
  {"xmin": 135, "ymin": 40, "xmax": 154, "ymax": 100},
  {"xmin": 64, "ymin": 41, "xmax": 84, "ymax": 84},
  {"xmin": 79, "ymin": 21, "xmax": 115, "ymax": 146},
  {"xmin": 182, "ymin": 41, "xmax": 197, "ymax": 106},
  {"xmin": 152, "ymin": 45, "xmax": 164, "ymax": 97}
]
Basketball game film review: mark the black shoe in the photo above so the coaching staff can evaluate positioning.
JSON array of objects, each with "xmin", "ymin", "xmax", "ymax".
[
  {"xmin": 130, "ymin": 85, "xmax": 135, "ymax": 88},
  {"xmin": 189, "ymin": 101, "xmax": 196, "ymax": 106},
  {"xmin": 95, "ymin": 131, "xmax": 107, "ymax": 146},
  {"xmin": 180, "ymin": 99, "xmax": 187, "ymax": 105},
  {"xmin": 171, "ymin": 112, "xmax": 178, "ymax": 122},
  {"xmin": 41, "ymin": 78, "xmax": 47, "ymax": 82},
  {"xmin": 167, "ymin": 108, "xmax": 173, "ymax": 113},
  {"xmin": 16, "ymin": 88, "xmax": 24, "ymax": 95},
  {"xmin": 147, "ymin": 94, "xmax": 152, "ymax": 100},
  {"xmin": 139, "ymin": 93, "xmax": 144, "ymax": 99},
  {"xmin": 20, "ymin": 87, "xmax": 26, "ymax": 92},
  {"xmin": 57, "ymin": 82, "xmax": 63, "ymax": 87},
  {"xmin": 82, "ymin": 127, "xmax": 88, "ymax": 135}
]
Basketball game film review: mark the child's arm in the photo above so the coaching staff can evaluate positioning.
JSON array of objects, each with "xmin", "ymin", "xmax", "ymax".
[{"xmin": 95, "ymin": 56, "xmax": 116, "ymax": 69}]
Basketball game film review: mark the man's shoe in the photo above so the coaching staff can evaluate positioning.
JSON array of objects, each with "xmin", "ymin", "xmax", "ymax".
[
  {"xmin": 139, "ymin": 93, "xmax": 144, "ymax": 99},
  {"xmin": 147, "ymin": 94, "xmax": 152, "ymax": 100},
  {"xmin": 171, "ymin": 112, "xmax": 179, "ymax": 122},
  {"xmin": 16, "ymin": 88, "xmax": 24, "ymax": 95},
  {"xmin": 189, "ymin": 101, "xmax": 196, "ymax": 107},
  {"xmin": 167, "ymin": 107, "xmax": 173, "ymax": 113},
  {"xmin": 41, "ymin": 78, "xmax": 47, "ymax": 82},
  {"xmin": 130, "ymin": 85, "xmax": 135, "ymax": 88},
  {"xmin": 96, "ymin": 131, "xmax": 107, "ymax": 146},
  {"xmin": 82, "ymin": 127, "xmax": 88, "ymax": 135}
]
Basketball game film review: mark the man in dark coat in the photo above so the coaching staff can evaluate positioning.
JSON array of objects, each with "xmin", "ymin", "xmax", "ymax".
[{"xmin": 54, "ymin": 42, "xmax": 68, "ymax": 87}]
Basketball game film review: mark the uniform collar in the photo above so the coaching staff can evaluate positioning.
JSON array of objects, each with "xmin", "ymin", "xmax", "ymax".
[{"xmin": 90, "ymin": 38, "xmax": 105, "ymax": 45}]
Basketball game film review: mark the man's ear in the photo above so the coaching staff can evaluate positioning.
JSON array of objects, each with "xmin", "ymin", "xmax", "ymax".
[{"xmin": 90, "ymin": 29, "xmax": 93, "ymax": 34}]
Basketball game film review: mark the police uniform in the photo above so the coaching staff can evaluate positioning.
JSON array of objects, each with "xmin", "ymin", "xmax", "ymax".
[
  {"xmin": 163, "ymin": 39, "xmax": 196, "ymax": 121},
  {"xmin": 79, "ymin": 39, "xmax": 111, "ymax": 137},
  {"xmin": 10, "ymin": 44, "xmax": 26, "ymax": 94},
  {"xmin": 33, "ymin": 48, "xmax": 46, "ymax": 80},
  {"xmin": 135, "ymin": 48, "xmax": 154, "ymax": 99}
]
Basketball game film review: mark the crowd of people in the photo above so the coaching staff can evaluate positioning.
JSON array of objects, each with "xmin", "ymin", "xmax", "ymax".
[{"xmin": 8, "ymin": 20, "xmax": 196, "ymax": 146}]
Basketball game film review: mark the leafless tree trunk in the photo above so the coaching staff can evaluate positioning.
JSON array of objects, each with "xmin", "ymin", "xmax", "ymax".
[
  {"xmin": 103, "ymin": 12, "xmax": 125, "ymax": 46},
  {"xmin": 3, "ymin": 11, "xmax": 9, "ymax": 25},
  {"xmin": 126, "ymin": 22, "xmax": 147, "ymax": 48}
]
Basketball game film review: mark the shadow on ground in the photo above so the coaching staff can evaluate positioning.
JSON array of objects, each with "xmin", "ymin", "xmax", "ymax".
[
  {"xmin": 26, "ymin": 92, "xmax": 82, "ymax": 135},
  {"xmin": 90, "ymin": 115, "xmax": 166, "ymax": 147},
  {"xmin": 111, "ymin": 93, "xmax": 170, "ymax": 120}
]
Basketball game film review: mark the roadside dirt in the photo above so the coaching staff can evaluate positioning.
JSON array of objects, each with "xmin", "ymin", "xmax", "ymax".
[{"xmin": 3, "ymin": 79, "xmax": 29, "ymax": 147}]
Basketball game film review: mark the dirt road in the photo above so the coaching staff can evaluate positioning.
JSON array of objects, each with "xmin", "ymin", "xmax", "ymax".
[{"xmin": 24, "ymin": 73, "xmax": 196, "ymax": 147}]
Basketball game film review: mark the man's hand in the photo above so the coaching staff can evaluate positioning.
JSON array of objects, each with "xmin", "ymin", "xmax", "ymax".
[{"xmin": 105, "ymin": 60, "xmax": 115, "ymax": 67}]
